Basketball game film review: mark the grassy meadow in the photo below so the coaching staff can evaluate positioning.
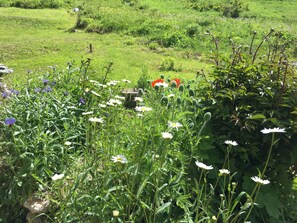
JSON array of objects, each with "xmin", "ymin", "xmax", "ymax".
[{"xmin": 1, "ymin": 0, "xmax": 297, "ymax": 222}]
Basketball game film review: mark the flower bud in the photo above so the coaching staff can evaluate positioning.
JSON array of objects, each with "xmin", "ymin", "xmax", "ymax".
[
  {"xmin": 189, "ymin": 89, "xmax": 195, "ymax": 97},
  {"xmin": 160, "ymin": 74, "xmax": 165, "ymax": 79},
  {"xmin": 178, "ymin": 84, "xmax": 184, "ymax": 92},
  {"xmin": 176, "ymin": 97, "xmax": 182, "ymax": 104},
  {"xmin": 160, "ymin": 96, "xmax": 168, "ymax": 106}
]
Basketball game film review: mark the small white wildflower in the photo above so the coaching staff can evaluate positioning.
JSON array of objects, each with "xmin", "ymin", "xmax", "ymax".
[
  {"xmin": 94, "ymin": 83, "xmax": 107, "ymax": 88},
  {"xmin": 122, "ymin": 79, "xmax": 131, "ymax": 83},
  {"xmin": 107, "ymin": 80, "xmax": 120, "ymax": 86},
  {"xmin": 82, "ymin": 111, "xmax": 93, "ymax": 115},
  {"xmin": 99, "ymin": 103, "xmax": 107, "ymax": 108},
  {"xmin": 89, "ymin": 117, "xmax": 104, "ymax": 123},
  {"xmin": 137, "ymin": 113, "xmax": 143, "ymax": 117},
  {"xmin": 111, "ymin": 155, "xmax": 128, "ymax": 164},
  {"xmin": 195, "ymin": 161, "xmax": 213, "ymax": 170},
  {"xmin": 167, "ymin": 94, "xmax": 175, "ymax": 98},
  {"xmin": 251, "ymin": 176, "xmax": 270, "ymax": 185},
  {"xmin": 260, "ymin": 127, "xmax": 286, "ymax": 134},
  {"xmin": 115, "ymin": 95, "xmax": 126, "ymax": 100},
  {"xmin": 73, "ymin": 7, "xmax": 79, "ymax": 12},
  {"xmin": 109, "ymin": 99, "xmax": 122, "ymax": 105},
  {"xmin": 64, "ymin": 141, "xmax": 72, "ymax": 146},
  {"xmin": 161, "ymin": 132, "xmax": 173, "ymax": 139},
  {"xmin": 168, "ymin": 121, "xmax": 183, "ymax": 130},
  {"xmin": 219, "ymin": 169, "xmax": 230, "ymax": 176},
  {"xmin": 91, "ymin": 90, "xmax": 100, "ymax": 97},
  {"xmin": 89, "ymin": 80, "xmax": 99, "ymax": 84},
  {"xmin": 224, "ymin": 140, "xmax": 238, "ymax": 146},
  {"xmin": 134, "ymin": 97, "xmax": 143, "ymax": 102},
  {"xmin": 135, "ymin": 106, "xmax": 152, "ymax": 112},
  {"xmin": 85, "ymin": 88, "xmax": 90, "ymax": 93},
  {"xmin": 51, "ymin": 173, "xmax": 64, "ymax": 181},
  {"xmin": 106, "ymin": 101, "xmax": 115, "ymax": 106}
]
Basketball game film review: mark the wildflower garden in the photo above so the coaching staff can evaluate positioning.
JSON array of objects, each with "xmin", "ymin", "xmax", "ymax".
[{"xmin": 1, "ymin": 0, "xmax": 297, "ymax": 223}]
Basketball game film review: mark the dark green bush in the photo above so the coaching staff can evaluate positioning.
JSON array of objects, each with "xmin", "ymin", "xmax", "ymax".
[{"xmin": 197, "ymin": 30, "xmax": 297, "ymax": 222}]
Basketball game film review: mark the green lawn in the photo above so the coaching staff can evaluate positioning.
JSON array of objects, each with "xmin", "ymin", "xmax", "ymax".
[{"xmin": 1, "ymin": 0, "xmax": 297, "ymax": 86}]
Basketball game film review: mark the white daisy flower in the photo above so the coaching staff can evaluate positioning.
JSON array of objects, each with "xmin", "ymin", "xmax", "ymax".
[
  {"xmin": 111, "ymin": 155, "xmax": 128, "ymax": 164},
  {"xmin": 219, "ymin": 169, "xmax": 230, "ymax": 176},
  {"xmin": 82, "ymin": 111, "xmax": 94, "ymax": 115},
  {"xmin": 224, "ymin": 140, "xmax": 238, "ymax": 146},
  {"xmin": 134, "ymin": 97, "xmax": 143, "ymax": 102},
  {"xmin": 168, "ymin": 121, "xmax": 183, "ymax": 130},
  {"xmin": 89, "ymin": 117, "xmax": 104, "ymax": 123},
  {"xmin": 115, "ymin": 95, "xmax": 126, "ymax": 100},
  {"xmin": 135, "ymin": 106, "xmax": 152, "ymax": 112},
  {"xmin": 94, "ymin": 83, "xmax": 107, "ymax": 88},
  {"xmin": 52, "ymin": 173, "xmax": 65, "ymax": 181},
  {"xmin": 91, "ymin": 90, "xmax": 100, "ymax": 97},
  {"xmin": 195, "ymin": 161, "xmax": 213, "ymax": 170},
  {"xmin": 109, "ymin": 99, "xmax": 122, "ymax": 105},
  {"xmin": 260, "ymin": 127, "xmax": 286, "ymax": 134},
  {"xmin": 89, "ymin": 80, "xmax": 99, "ymax": 84},
  {"xmin": 99, "ymin": 103, "xmax": 107, "ymax": 108},
  {"xmin": 161, "ymin": 132, "xmax": 173, "ymax": 139},
  {"xmin": 251, "ymin": 176, "xmax": 270, "ymax": 185}
]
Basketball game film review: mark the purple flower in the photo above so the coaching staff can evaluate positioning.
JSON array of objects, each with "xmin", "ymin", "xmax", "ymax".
[
  {"xmin": 35, "ymin": 88, "xmax": 41, "ymax": 93},
  {"xmin": 2, "ymin": 92, "xmax": 10, "ymax": 99},
  {"xmin": 4, "ymin": 117, "xmax": 16, "ymax": 126},
  {"xmin": 51, "ymin": 82, "xmax": 56, "ymax": 86},
  {"xmin": 42, "ymin": 86, "xmax": 52, "ymax": 93},
  {"xmin": 42, "ymin": 79, "xmax": 49, "ymax": 85},
  {"xmin": 10, "ymin": 89, "xmax": 20, "ymax": 95},
  {"xmin": 79, "ymin": 97, "xmax": 86, "ymax": 105},
  {"xmin": 64, "ymin": 92, "xmax": 69, "ymax": 96}
]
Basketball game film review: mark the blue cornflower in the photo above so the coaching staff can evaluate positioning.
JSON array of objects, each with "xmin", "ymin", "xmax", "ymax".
[
  {"xmin": 2, "ymin": 92, "xmax": 10, "ymax": 99},
  {"xmin": 4, "ymin": 117, "xmax": 16, "ymax": 126},
  {"xmin": 35, "ymin": 88, "xmax": 41, "ymax": 93},
  {"xmin": 42, "ymin": 79, "xmax": 49, "ymax": 84},
  {"xmin": 42, "ymin": 86, "xmax": 52, "ymax": 93},
  {"xmin": 79, "ymin": 97, "xmax": 86, "ymax": 105},
  {"xmin": 10, "ymin": 89, "xmax": 20, "ymax": 95}
]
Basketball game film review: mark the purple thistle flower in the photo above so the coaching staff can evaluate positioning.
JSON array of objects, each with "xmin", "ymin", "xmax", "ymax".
[
  {"xmin": 79, "ymin": 97, "xmax": 86, "ymax": 105},
  {"xmin": 4, "ymin": 117, "xmax": 16, "ymax": 126}
]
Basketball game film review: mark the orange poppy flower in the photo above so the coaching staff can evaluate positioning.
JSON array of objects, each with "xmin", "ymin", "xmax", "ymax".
[{"xmin": 151, "ymin": 79, "xmax": 165, "ymax": 88}]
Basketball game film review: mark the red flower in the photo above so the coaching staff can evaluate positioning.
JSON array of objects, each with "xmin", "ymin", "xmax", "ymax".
[
  {"xmin": 151, "ymin": 79, "xmax": 165, "ymax": 88},
  {"xmin": 171, "ymin": 78, "xmax": 181, "ymax": 88}
]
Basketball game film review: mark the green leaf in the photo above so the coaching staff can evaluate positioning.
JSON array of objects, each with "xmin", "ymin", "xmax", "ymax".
[
  {"xmin": 248, "ymin": 114, "xmax": 266, "ymax": 120},
  {"xmin": 156, "ymin": 202, "xmax": 171, "ymax": 214}
]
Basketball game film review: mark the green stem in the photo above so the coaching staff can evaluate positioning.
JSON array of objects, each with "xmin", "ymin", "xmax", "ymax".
[{"xmin": 261, "ymin": 133, "xmax": 275, "ymax": 177}]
